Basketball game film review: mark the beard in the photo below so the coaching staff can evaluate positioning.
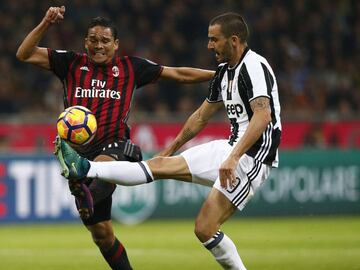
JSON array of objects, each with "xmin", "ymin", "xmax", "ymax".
[{"xmin": 216, "ymin": 41, "xmax": 232, "ymax": 63}]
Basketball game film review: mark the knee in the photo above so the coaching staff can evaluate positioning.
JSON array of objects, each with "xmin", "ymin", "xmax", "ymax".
[
  {"xmin": 194, "ymin": 217, "xmax": 217, "ymax": 243},
  {"xmin": 148, "ymin": 156, "xmax": 166, "ymax": 170},
  {"xmin": 147, "ymin": 157, "xmax": 167, "ymax": 178},
  {"xmin": 90, "ymin": 226, "xmax": 115, "ymax": 250}
]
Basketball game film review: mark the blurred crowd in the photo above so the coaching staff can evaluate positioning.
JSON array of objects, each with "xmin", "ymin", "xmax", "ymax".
[{"xmin": 0, "ymin": 0, "xmax": 359, "ymax": 122}]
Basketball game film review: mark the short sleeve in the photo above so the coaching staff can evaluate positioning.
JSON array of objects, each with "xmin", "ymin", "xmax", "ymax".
[
  {"xmin": 243, "ymin": 57, "xmax": 271, "ymax": 102},
  {"xmin": 48, "ymin": 49, "xmax": 77, "ymax": 80},
  {"xmin": 130, "ymin": 56, "xmax": 163, "ymax": 88}
]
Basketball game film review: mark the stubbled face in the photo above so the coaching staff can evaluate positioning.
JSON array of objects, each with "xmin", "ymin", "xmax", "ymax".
[
  {"xmin": 207, "ymin": 24, "xmax": 232, "ymax": 63},
  {"xmin": 85, "ymin": 26, "xmax": 119, "ymax": 64}
]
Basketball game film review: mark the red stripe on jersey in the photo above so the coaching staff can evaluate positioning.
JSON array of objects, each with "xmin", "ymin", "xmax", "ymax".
[
  {"xmin": 121, "ymin": 56, "xmax": 135, "ymax": 129},
  {"xmin": 68, "ymin": 54, "xmax": 88, "ymax": 106},
  {"xmin": 66, "ymin": 55, "xmax": 79, "ymax": 107},
  {"xmin": 81, "ymin": 57, "xmax": 96, "ymax": 108},
  {"xmin": 108, "ymin": 57, "xmax": 126, "ymax": 139},
  {"xmin": 94, "ymin": 65, "xmax": 109, "ymax": 141}
]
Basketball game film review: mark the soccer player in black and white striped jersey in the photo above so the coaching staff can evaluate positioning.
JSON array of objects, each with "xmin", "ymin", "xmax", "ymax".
[{"xmin": 56, "ymin": 12, "xmax": 281, "ymax": 270}]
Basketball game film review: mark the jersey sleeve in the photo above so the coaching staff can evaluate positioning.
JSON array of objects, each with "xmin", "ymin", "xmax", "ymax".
[
  {"xmin": 130, "ymin": 56, "xmax": 163, "ymax": 88},
  {"xmin": 206, "ymin": 64, "xmax": 225, "ymax": 103},
  {"xmin": 243, "ymin": 57, "xmax": 272, "ymax": 102},
  {"xmin": 48, "ymin": 49, "xmax": 77, "ymax": 80}
]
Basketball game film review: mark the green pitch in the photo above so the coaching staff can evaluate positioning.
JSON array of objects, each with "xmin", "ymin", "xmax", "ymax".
[{"xmin": 0, "ymin": 216, "xmax": 359, "ymax": 270}]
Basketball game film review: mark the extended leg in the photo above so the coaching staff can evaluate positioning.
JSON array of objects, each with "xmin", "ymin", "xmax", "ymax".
[
  {"xmin": 195, "ymin": 188, "xmax": 247, "ymax": 270},
  {"xmin": 55, "ymin": 138, "xmax": 193, "ymax": 184}
]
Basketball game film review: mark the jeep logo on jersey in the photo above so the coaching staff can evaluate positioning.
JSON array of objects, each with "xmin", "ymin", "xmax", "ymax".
[
  {"xmin": 225, "ymin": 101, "xmax": 244, "ymax": 117},
  {"xmin": 111, "ymin": 183, "xmax": 159, "ymax": 224}
]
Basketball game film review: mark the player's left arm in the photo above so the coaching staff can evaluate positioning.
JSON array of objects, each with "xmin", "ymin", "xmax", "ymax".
[
  {"xmin": 160, "ymin": 66, "xmax": 215, "ymax": 83},
  {"xmin": 219, "ymin": 96, "xmax": 271, "ymax": 188}
]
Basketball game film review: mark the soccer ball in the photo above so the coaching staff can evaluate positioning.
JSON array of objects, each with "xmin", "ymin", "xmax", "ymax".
[{"xmin": 56, "ymin": 105, "xmax": 97, "ymax": 145}]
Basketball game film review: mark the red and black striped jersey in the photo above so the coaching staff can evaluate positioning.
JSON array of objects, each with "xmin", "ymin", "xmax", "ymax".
[{"xmin": 48, "ymin": 49, "xmax": 163, "ymax": 158}]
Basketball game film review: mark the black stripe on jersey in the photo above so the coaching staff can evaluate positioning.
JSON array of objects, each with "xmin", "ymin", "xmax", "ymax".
[
  {"xmin": 77, "ymin": 63, "xmax": 90, "ymax": 106},
  {"xmin": 207, "ymin": 64, "xmax": 227, "ymax": 102},
  {"xmin": 62, "ymin": 79, "xmax": 69, "ymax": 108},
  {"xmin": 85, "ymin": 65, "xmax": 99, "ymax": 109},
  {"xmin": 226, "ymin": 69, "xmax": 235, "ymax": 100},
  {"xmin": 93, "ymin": 66, "xmax": 105, "ymax": 120},
  {"xmin": 69, "ymin": 57, "xmax": 82, "ymax": 106},
  {"xmin": 240, "ymin": 64, "xmax": 254, "ymax": 100},
  {"xmin": 237, "ymin": 64, "xmax": 253, "ymax": 119},
  {"xmin": 114, "ymin": 59, "xmax": 130, "ymax": 138},
  {"xmin": 228, "ymin": 118, "xmax": 239, "ymax": 146},
  {"xmin": 261, "ymin": 63, "xmax": 276, "ymax": 125},
  {"xmin": 104, "ymin": 62, "xmax": 119, "ymax": 139}
]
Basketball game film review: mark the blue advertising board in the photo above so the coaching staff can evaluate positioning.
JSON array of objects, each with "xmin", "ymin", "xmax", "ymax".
[{"xmin": 0, "ymin": 150, "xmax": 359, "ymax": 224}]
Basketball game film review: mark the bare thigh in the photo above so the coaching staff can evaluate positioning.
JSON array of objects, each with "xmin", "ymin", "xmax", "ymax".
[{"xmin": 146, "ymin": 155, "xmax": 192, "ymax": 182}]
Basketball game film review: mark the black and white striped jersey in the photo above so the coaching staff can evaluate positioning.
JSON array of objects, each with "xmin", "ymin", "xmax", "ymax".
[{"xmin": 207, "ymin": 47, "xmax": 281, "ymax": 167}]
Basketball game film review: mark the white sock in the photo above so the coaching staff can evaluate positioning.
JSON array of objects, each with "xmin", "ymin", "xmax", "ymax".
[
  {"xmin": 203, "ymin": 231, "xmax": 247, "ymax": 270},
  {"xmin": 87, "ymin": 161, "xmax": 154, "ymax": 186}
]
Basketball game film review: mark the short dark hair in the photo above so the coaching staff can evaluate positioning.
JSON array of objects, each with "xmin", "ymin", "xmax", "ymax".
[
  {"xmin": 209, "ymin": 12, "xmax": 249, "ymax": 42},
  {"xmin": 87, "ymin": 17, "xmax": 118, "ymax": 39}
]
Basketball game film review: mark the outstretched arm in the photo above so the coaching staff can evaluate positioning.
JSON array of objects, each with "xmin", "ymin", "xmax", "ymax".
[
  {"xmin": 157, "ymin": 100, "xmax": 223, "ymax": 157},
  {"xmin": 219, "ymin": 97, "xmax": 272, "ymax": 188},
  {"xmin": 160, "ymin": 66, "xmax": 215, "ymax": 83},
  {"xmin": 16, "ymin": 6, "xmax": 65, "ymax": 69}
]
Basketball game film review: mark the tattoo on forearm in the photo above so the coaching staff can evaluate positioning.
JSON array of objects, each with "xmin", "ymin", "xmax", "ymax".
[
  {"xmin": 250, "ymin": 97, "xmax": 270, "ymax": 111},
  {"xmin": 171, "ymin": 128, "xmax": 195, "ymax": 151},
  {"xmin": 180, "ymin": 128, "xmax": 195, "ymax": 142}
]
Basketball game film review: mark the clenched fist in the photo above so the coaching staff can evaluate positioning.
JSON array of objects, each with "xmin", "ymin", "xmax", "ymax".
[{"xmin": 44, "ymin": 6, "xmax": 65, "ymax": 24}]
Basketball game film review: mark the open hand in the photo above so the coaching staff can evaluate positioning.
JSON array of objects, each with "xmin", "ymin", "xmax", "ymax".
[{"xmin": 219, "ymin": 156, "xmax": 238, "ymax": 189}]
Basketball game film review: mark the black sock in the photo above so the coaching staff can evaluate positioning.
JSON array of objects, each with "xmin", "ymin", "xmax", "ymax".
[{"xmin": 101, "ymin": 238, "xmax": 132, "ymax": 270}]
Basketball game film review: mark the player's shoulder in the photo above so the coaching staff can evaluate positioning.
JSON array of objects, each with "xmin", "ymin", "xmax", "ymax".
[
  {"xmin": 51, "ymin": 49, "xmax": 78, "ymax": 56},
  {"xmin": 216, "ymin": 62, "xmax": 227, "ymax": 70},
  {"xmin": 50, "ymin": 49, "xmax": 80, "ymax": 60},
  {"xmin": 215, "ymin": 62, "xmax": 228, "ymax": 76},
  {"xmin": 243, "ymin": 49, "xmax": 267, "ymax": 63},
  {"xmin": 243, "ymin": 49, "xmax": 273, "ymax": 70}
]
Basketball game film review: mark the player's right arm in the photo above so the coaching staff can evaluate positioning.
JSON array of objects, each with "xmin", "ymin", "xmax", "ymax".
[
  {"xmin": 156, "ymin": 100, "xmax": 223, "ymax": 157},
  {"xmin": 16, "ymin": 6, "xmax": 65, "ymax": 69},
  {"xmin": 157, "ymin": 65, "xmax": 224, "ymax": 157}
]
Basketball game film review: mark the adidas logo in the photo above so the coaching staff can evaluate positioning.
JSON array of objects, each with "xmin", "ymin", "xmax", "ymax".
[{"xmin": 80, "ymin": 66, "xmax": 89, "ymax": 71}]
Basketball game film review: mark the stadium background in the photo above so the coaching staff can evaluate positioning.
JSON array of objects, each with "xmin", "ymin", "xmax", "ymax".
[{"xmin": 0, "ymin": 0, "xmax": 359, "ymax": 269}]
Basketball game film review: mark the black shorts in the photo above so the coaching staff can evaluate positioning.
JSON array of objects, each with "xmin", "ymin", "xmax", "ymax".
[{"xmin": 81, "ymin": 140, "xmax": 142, "ymax": 226}]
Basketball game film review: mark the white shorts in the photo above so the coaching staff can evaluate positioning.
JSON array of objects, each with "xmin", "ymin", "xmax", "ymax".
[{"xmin": 180, "ymin": 139, "xmax": 271, "ymax": 210}]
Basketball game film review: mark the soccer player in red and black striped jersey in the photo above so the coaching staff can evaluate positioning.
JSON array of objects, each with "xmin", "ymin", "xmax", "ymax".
[{"xmin": 16, "ymin": 6, "xmax": 214, "ymax": 270}]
